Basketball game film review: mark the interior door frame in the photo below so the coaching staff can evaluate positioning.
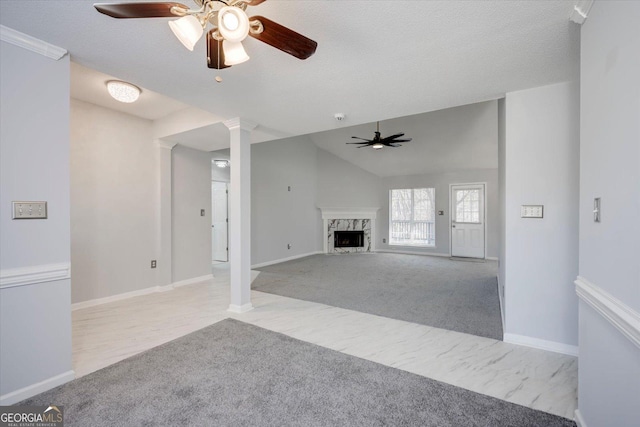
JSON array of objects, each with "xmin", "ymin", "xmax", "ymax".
[
  {"xmin": 211, "ymin": 180, "xmax": 229, "ymax": 263},
  {"xmin": 448, "ymin": 182, "xmax": 487, "ymax": 259}
]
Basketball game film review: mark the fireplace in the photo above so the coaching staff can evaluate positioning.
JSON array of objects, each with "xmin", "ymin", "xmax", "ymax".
[
  {"xmin": 334, "ymin": 231, "xmax": 364, "ymax": 248},
  {"xmin": 319, "ymin": 207, "xmax": 379, "ymax": 254}
]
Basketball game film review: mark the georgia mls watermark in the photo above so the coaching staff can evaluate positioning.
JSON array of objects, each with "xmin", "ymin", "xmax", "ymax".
[{"xmin": 0, "ymin": 405, "xmax": 63, "ymax": 427}]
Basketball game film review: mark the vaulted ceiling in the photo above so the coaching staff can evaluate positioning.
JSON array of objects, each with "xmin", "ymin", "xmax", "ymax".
[{"xmin": 0, "ymin": 1, "xmax": 580, "ymax": 143}]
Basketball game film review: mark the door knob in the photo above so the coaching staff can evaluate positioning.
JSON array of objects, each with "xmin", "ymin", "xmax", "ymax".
[{"xmin": 452, "ymin": 224, "xmax": 456, "ymax": 228}]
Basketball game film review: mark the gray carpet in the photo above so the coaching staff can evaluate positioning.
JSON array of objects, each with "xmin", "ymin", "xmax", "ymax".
[
  {"xmin": 253, "ymin": 253, "xmax": 503, "ymax": 340},
  {"xmin": 22, "ymin": 319, "xmax": 573, "ymax": 426}
]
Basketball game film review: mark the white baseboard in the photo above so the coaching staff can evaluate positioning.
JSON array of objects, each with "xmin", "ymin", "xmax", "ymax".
[
  {"xmin": 1, "ymin": 263, "xmax": 71, "ymax": 289},
  {"xmin": 575, "ymin": 276, "xmax": 640, "ymax": 349},
  {"xmin": 0, "ymin": 370, "xmax": 75, "ymax": 405},
  {"xmin": 503, "ymin": 333, "xmax": 579, "ymax": 357},
  {"xmin": 251, "ymin": 251, "xmax": 323, "ymax": 269},
  {"xmin": 72, "ymin": 274, "xmax": 214, "ymax": 311},
  {"xmin": 376, "ymin": 249, "xmax": 449, "ymax": 258},
  {"xmin": 172, "ymin": 274, "xmax": 213, "ymax": 288},
  {"xmin": 574, "ymin": 409, "xmax": 587, "ymax": 427},
  {"xmin": 228, "ymin": 303, "xmax": 254, "ymax": 313},
  {"xmin": 486, "ymin": 256, "xmax": 499, "ymax": 261}
]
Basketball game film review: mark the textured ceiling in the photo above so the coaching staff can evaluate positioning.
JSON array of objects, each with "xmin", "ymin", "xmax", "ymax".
[{"xmin": 0, "ymin": 0, "xmax": 580, "ymax": 142}]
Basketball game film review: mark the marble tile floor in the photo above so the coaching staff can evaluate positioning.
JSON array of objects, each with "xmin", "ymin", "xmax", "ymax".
[{"xmin": 72, "ymin": 264, "xmax": 577, "ymax": 420}]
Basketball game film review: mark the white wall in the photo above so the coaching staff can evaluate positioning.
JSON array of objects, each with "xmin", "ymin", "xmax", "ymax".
[
  {"xmin": 70, "ymin": 99, "xmax": 157, "ymax": 303},
  {"xmin": 172, "ymin": 145, "xmax": 213, "ymax": 282},
  {"xmin": 0, "ymin": 40, "xmax": 73, "ymax": 400},
  {"xmin": 497, "ymin": 98, "xmax": 506, "ymax": 317},
  {"xmin": 503, "ymin": 81, "xmax": 579, "ymax": 350},
  {"xmin": 577, "ymin": 2, "xmax": 640, "ymax": 425},
  {"xmin": 252, "ymin": 136, "xmax": 320, "ymax": 265},
  {"xmin": 377, "ymin": 169, "xmax": 499, "ymax": 258}
]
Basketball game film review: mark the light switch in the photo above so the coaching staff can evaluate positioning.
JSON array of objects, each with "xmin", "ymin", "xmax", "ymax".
[
  {"xmin": 521, "ymin": 205, "xmax": 543, "ymax": 218},
  {"xmin": 12, "ymin": 201, "xmax": 47, "ymax": 219}
]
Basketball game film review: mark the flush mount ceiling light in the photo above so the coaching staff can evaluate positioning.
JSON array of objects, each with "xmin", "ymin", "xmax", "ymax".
[
  {"xmin": 106, "ymin": 80, "xmax": 141, "ymax": 103},
  {"xmin": 347, "ymin": 122, "xmax": 412, "ymax": 150},
  {"xmin": 94, "ymin": 1, "xmax": 318, "ymax": 71},
  {"xmin": 214, "ymin": 159, "xmax": 230, "ymax": 168}
]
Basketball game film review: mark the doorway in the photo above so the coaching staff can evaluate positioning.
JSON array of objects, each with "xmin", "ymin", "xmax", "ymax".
[
  {"xmin": 450, "ymin": 183, "xmax": 486, "ymax": 259},
  {"xmin": 212, "ymin": 181, "xmax": 228, "ymax": 262}
]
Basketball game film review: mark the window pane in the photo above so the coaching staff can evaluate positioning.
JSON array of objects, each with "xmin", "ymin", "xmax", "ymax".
[
  {"xmin": 390, "ymin": 188, "xmax": 435, "ymax": 247},
  {"xmin": 454, "ymin": 189, "xmax": 480, "ymax": 223}
]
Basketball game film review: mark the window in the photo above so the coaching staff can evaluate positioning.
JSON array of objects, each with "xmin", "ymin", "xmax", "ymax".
[
  {"xmin": 454, "ymin": 189, "xmax": 481, "ymax": 223},
  {"xmin": 390, "ymin": 188, "xmax": 435, "ymax": 246}
]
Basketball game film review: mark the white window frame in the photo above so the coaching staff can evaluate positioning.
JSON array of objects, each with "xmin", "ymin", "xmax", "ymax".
[{"xmin": 389, "ymin": 188, "xmax": 436, "ymax": 247}]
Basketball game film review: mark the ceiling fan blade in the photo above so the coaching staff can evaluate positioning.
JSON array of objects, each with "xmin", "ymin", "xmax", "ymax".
[
  {"xmin": 346, "ymin": 142, "xmax": 372, "ymax": 145},
  {"xmin": 207, "ymin": 30, "xmax": 231, "ymax": 69},
  {"xmin": 351, "ymin": 136, "xmax": 372, "ymax": 141},
  {"xmin": 248, "ymin": 16, "xmax": 317, "ymax": 60},
  {"xmin": 94, "ymin": 2, "xmax": 188, "ymax": 18},
  {"xmin": 386, "ymin": 144, "xmax": 402, "ymax": 147},
  {"xmin": 244, "ymin": 0, "xmax": 267, "ymax": 5},
  {"xmin": 380, "ymin": 133, "xmax": 405, "ymax": 141},
  {"xmin": 389, "ymin": 138, "xmax": 412, "ymax": 143}
]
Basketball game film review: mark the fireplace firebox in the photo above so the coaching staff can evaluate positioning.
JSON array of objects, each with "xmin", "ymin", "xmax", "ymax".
[{"xmin": 334, "ymin": 231, "xmax": 364, "ymax": 248}]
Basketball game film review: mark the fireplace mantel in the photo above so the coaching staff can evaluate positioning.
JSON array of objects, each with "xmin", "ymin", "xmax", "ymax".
[
  {"xmin": 319, "ymin": 207, "xmax": 379, "ymax": 220},
  {"xmin": 318, "ymin": 207, "xmax": 379, "ymax": 254}
]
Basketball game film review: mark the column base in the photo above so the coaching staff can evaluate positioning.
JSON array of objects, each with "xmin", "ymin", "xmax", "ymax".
[{"xmin": 227, "ymin": 303, "xmax": 254, "ymax": 313}]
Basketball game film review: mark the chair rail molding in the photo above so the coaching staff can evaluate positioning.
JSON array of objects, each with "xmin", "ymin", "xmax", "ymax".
[
  {"xmin": 1, "ymin": 263, "xmax": 71, "ymax": 289},
  {"xmin": 575, "ymin": 276, "xmax": 640, "ymax": 349}
]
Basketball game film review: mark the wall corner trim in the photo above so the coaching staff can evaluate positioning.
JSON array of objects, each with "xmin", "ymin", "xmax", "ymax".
[
  {"xmin": 575, "ymin": 276, "xmax": 640, "ymax": 349},
  {"xmin": 574, "ymin": 409, "xmax": 587, "ymax": 427},
  {"xmin": 503, "ymin": 333, "xmax": 579, "ymax": 357},
  {"xmin": 0, "ymin": 25, "xmax": 67, "ymax": 60},
  {"xmin": 0, "ymin": 370, "xmax": 75, "ymax": 405},
  {"xmin": 0, "ymin": 263, "xmax": 71, "ymax": 289}
]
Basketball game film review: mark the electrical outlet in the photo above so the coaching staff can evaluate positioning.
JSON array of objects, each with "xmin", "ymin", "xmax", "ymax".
[
  {"xmin": 151, "ymin": 260, "xmax": 157, "ymax": 269},
  {"xmin": 383, "ymin": 238, "xmax": 387, "ymax": 243},
  {"xmin": 287, "ymin": 243, "xmax": 291, "ymax": 250},
  {"xmin": 200, "ymin": 209, "xmax": 205, "ymax": 216},
  {"xmin": 12, "ymin": 201, "xmax": 47, "ymax": 219}
]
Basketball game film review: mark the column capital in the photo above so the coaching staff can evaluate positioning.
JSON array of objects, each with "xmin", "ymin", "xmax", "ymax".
[
  {"xmin": 223, "ymin": 118, "xmax": 258, "ymax": 132},
  {"xmin": 155, "ymin": 140, "xmax": 178, "ymax": 150}
]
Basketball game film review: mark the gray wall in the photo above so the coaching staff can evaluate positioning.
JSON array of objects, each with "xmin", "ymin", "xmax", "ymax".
[
  {"xmin": 377, "ymin": 169, "xmax": 499, "ymax": 258},
  {"xmin": 578, "ymin": 2, "xmax": 640, "ymax": 425},
  {"xmin": 0, "ymin": 41, "xmax": 72, "ymax": 397},
  {"xmin": 172, "ymin": 145, "xmax": 213, "ymax": 282},
  {"xmin": 70, "ymin": 99, "xmax": 157, "ymax": 303},
  {"xmin": 503, "ymin": 81, "xmax": 579, "ymax": 347},
  {"xmin": 251, "ymin": 136, "xmax": 321, "ymax": 265},
  {"xmin": 316, "ymin": 149, "xmax": 381, "ymax": 208}
]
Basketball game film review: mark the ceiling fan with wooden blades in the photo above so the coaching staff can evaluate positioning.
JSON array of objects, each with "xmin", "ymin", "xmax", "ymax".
[
  {"xmin": 94, "ymin": 0, "xmax": 317, "ymax": 70},
  {"xmin": 348, "ymin": 122, "xmax": 412, "ymax": 150}
]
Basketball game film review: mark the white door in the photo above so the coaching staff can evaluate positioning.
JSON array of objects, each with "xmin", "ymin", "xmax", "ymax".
[
  {"xmin": 450, "ymin": 184, "xmax": 485, "ymax": 258},
  {"xmin": 212, "ymin": 181, "xmax": 228, "ymax": 262}
]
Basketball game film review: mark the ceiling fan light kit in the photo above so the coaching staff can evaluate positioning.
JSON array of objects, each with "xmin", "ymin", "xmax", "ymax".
[
  {"xmin": 168, "ymin": 14, "xmax": 203, "ymax": 50},
  {"xmin": 94, "ymin": 1, "xmax": 318, "ymax": 71},
  {"xmin": 106, "ymin": 80, "xmax": 141, "ymax": 103}
]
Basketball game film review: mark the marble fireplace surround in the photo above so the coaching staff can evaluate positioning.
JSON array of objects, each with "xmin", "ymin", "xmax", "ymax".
[{"xmin": 319, "ymin": 208, "xmax": 379, "ymax": 254}]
